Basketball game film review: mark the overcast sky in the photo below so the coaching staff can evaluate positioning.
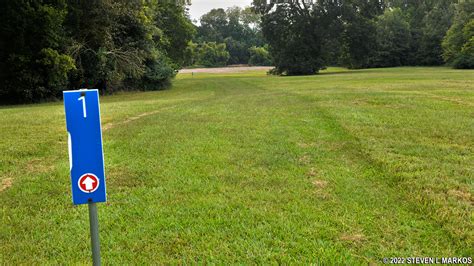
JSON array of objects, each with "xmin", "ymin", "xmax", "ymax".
[{"xmin": 188, "ymin": 0, "xmax": 253, "ymax": 22}]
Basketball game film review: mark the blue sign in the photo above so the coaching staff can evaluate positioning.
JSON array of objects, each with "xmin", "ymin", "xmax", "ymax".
[{"xmin": 64, "ymin": 89, "xmax": 106, "ymax": 205}]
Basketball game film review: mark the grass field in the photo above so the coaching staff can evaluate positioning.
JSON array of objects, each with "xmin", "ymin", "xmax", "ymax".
[{"xmin": 1, "ymin": 67, "xmax": 473, "ymax": 264}]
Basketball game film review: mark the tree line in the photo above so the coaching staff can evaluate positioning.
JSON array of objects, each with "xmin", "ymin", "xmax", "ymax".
[
  {"xmin": 184, "ymin": 6, "xmax": 272, "ymax": 68},
  {"xmin": 1, "ymin": 0, "xmax": 472, "ymax": 103},
  {"xmin": 253, "ymin": 0, "xmax": 474, "ymax": 75},
  {"xmin": 0, "ymin": 0, "xmax": 194, "ymax": 103}
]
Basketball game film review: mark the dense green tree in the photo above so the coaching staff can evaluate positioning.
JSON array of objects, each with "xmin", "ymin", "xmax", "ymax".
[
  {"xmin": 387, "ymin": 0, "xmax": 424, "ymax": 65},
  {"xmin": 191, "ymin": 42, "xmax": 230, "ymax": 67},
  {"xmin": 0, "ymin": 0, "xmax": 194, "ymax": 103},
  {"xmin": 454, "ymin": 20, "xmax": 474, "ymax": 68},
  {"xmin": 194, "ymin": 6, "xmax": 264, "ymax": 65},
  {"xmin": 254, "ymin": 0, "xmax": 387, "ymax": 72},
  {"xmin": 254, "ymin": 0, "xmax": 463, "ymax": 72},
  {"xmin": 66, "ymin": 0, "xmax": 184, "ymax": 91},
  {"xmin": 66, "ymin": 0, "xmax": 146, "ymax": 90},
  {"xmin": 248, "ymin": 46, "xmax": 272, "ymax": 66},
  {"xmin": 0, "ymin": 0, "xmax": 75, "ymax": 103},
  {"xmin": 225, "ymin": 37, "xmax": 249, "ymax": 65},
  {"xmin": 226, "ymin": 6, "xmax": 246, "ymax": 41},
  {"xmin": 198, "ymin": 8, "xmax": 228, "ymax": 43},
  {"xmin": 442, "ymin": 1, "xmax": 474, "ymax": 69},
  {"xmin": 417, "ymin": 1, "xmax": 454, "ymax": 65},
  {"xmin": 137, "ymin": 0, "xmax": 195, "ymax": 90},
  {"xmin": 370, "ymin": 8, "xmax": 412, "ymax": 67},
  {"xmin": 338, "ymin": 0, "xmax": 384, "ymax": 68},
  {"xmin": 255, "ymin": 1, "xmax": 326, "ymax": 75},
  {"xmin": 154, "ymin": 1, "xmax": 196, "ymax": 67},
  {"xmin": 338, "ymin": 15, "xmax": 378, "ymax": 68},
  {"xmin": 1, "ymin": 0, "xmax": 470, "ymax": 102},
  {"xmin": 184, "ymin": 41, "xmax": 198, "ymax": 66},
  {"xmin": 382, "ymin": 0, "xmax": 455, "ymax": 66},
  {"xmin": 241, "ymin": 6, "xmax": 261, "ymax": 28}
]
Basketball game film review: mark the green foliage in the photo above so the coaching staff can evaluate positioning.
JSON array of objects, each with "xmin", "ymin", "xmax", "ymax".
[
  {"xmin": 339, "ymin": 16, "xmax": 378, "ymax": 69},
  {"xmin": 0, "ymin": 0, "xmax": 70, "ymax": 103},
  {"xmin": 38, "ymin": 48, "xmax": 76, "ymax": 91},
  {"xmin": 139, "ymin": 56, "xmax": 177, "ymax": 90},
  {"xmin": 371, "ymin": 8, "xmax": 411, "ymax": 67},
  {"xmin": 195, "ymin": 42, "xmax": 230, "ymax": 67},
  {"xmin": 65, "ymin": 0, "xmax": 179, "ymax": 91},
  {"xmin": 199, "ymin": 8, "xmax": 228, "ymax": 42},
  {"xmin": 0, "ymin": 0, "xmax": 194, "ymax": 103},
  {"xmin": 417, "ymin": 3, "xmax": 454, "ymax": 65},
  {"xmin": 254, "ymin": 0, "xmax": 465, "ymax": 73},
  {"xmin": 248, "ymin": 46, "xmax": 272, "ymax": 66},
  {"xmin": 184, "ymin": 41, "xmax": 230, "ymax": 68},
  {"xmin": 386, "ymin": 0, "xmax": 455, "ymax": 66},
  {"xmin": 452, "ymin": 21, "xmax": 474, "ymax": 69},
  {"xmin": 255, "ymin": 0, "xmax": 387, "ymax": 73},
  {"xmin": 443, "ymin": 2, "xmax": 474, "ymax": 69},
  {"xmin": 194, "ymin": 7, "xmax": 264, "ymax": 66},
  {"xmin": 257, "ymin": 2, "xmax": 326, "ymax": 75},
  {"xmin": 338, "ymin": 0, "xmax": 383, "ymax": 69},
  {"xmin": 339, "ymin": 0, "xmax": 455, "ymax": 68},
  {"xmin": 224, "ymin": 37, "xmax": 249, "ymax": 65},
  {"xmin": 154, "ymin": 2, "xmax": 196, "ymax": 66}
]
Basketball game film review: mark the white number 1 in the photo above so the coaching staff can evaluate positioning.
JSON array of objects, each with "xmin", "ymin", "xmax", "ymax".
[{"xmin": 78, "ymin": 96, "xmax": 87, "ymax": 118}]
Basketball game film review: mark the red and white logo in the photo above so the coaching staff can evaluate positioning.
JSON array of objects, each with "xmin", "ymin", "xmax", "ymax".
[{"xmin": 78, "ymin": 173, "xmax": 100, "ymax": 193}]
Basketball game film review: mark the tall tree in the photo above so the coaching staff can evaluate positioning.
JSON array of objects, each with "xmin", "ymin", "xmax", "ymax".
[
  {"xmin": 195, "ymin": 6, "xmax": 264, "ymax": 65},
  {"xmin": 65, "ymin": 0, "xmax": 195, "ymax": 91},
  {"xmin": 386, "ymin": 0, "xmax": 456, "ymax": 66},
  {"xmin": 0, "ymin": 0, "xmax": 194, "ymax": 103},
  {"xmin": 198, "ymin": 8, "xmax": 228, "ymax": 43},
  {"xmin": 66, "ymin": 0, "xmax": 146, "ymax": 90},
  {"xmin": 339, "ymin": 0, "xmax": 384, "ymax": 68},
  {"xmin": 442, "ymin": 1, "xmax": 474, "ymax": 69},
  {"xmin": 417, "ymin": 1, "xmax": 454, "ymax": 65},
  {"xmin": 370, "ymin": 8, "xmax": 412, "ymax": 67},
  {"xmin": 255, "ymin": 0, "xmax": 327, "ymax": 75},
  {"xmin": 155, "ymin": 1, "xmax": 195, "ymax": 66},
  {"xmin": 0, "ymin": 0, "xmax": 75, "ymax": 103}
]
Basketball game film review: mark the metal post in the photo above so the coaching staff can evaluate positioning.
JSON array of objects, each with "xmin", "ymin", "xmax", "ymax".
[{"xmin": 88, "ymin": 201, "xmax": 101, "ymax": 266}]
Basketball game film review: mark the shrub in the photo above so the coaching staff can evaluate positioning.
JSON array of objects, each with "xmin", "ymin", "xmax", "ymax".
[
  {"xmin": 248, "ymin": 46, "xmax": 272, "ymax": 66},
  {"xmin": 453, "ymin": 35, "xmax": 474, "ymax": 69},
  {"xmin": 195, "ymin": 42, "xmax": 230, "ymax": 67}
]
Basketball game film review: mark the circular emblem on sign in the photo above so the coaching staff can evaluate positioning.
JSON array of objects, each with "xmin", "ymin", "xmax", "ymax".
[{"xmin": 78, "ymin": 173, "xmax": 100, "ymax": 193}]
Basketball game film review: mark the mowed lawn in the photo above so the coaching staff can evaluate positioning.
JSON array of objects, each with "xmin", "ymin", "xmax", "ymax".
[{"xmin": 1, "ymin": 67, "xmax": 473, "ymax": 264}]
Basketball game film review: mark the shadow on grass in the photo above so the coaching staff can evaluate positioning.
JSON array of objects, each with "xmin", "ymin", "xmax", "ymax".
[
  {"xmin": 317, "ymin": 69, "xmax": 376, "ymax": 76},
  {"xmin": 273, "ymin": 68, "xmax": 378, "ymax": 77}
]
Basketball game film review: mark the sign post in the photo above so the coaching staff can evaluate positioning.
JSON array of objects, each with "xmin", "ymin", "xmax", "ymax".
[
  {"xmin": 64, "ymin": 89, "xmax": 106, "ymax": 266},
  {"xmin": 88, "ymin": 201, "xmax": 101, "ymax": 266}
]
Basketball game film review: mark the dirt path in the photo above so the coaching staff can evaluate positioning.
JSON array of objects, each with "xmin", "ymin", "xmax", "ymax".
[
  {"xmin": 103, "ymin": 106, "xmax": 177, "ymax": 131},
  {"xmin": 179, "ymin": 66, "xmax": 272, "ymax": 74}
]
